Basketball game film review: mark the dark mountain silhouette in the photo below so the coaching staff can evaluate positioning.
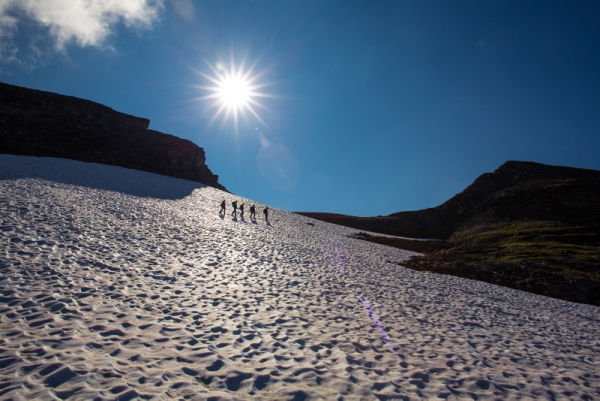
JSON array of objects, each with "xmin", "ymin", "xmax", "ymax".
[
  {"xmin": 298, "ymin": 161, "xmax": 600, "ymax": 240},
  {"xmin": 299, "ymin": 161, "xmax": 600, "ymax": 306},
  {"xmin": 0, "ymin": 81, "xmax": 226, "ymax": 191}
]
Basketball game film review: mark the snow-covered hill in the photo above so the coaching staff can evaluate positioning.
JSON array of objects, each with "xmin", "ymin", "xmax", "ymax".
[{"xmin": 1, "ymin": 154, "xmax": 599, "ymax": 400}]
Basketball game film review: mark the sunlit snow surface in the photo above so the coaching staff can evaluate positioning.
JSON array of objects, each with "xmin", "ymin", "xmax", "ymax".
[{"xmin": 1, "ymin": 154, "xmax": 599, "ymax": 400}]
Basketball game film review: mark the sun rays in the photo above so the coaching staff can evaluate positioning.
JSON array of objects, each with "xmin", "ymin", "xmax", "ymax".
[{"xmin": 193, "ymin": 56, "xmax": 276, "ymax": 133}]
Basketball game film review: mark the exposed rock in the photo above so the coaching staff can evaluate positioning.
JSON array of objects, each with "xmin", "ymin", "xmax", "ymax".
[{"xmin": 0, "ymin": 81, "xmax": 226, "ymax": 191}]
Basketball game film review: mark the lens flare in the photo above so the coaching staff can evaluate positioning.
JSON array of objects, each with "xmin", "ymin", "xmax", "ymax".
[
  {"xmin": 360, "ymin": 294, "xmax": 398, "ymax": 356},
  {"xmin": 257, "ymin": 133, "xmax": 300, "ymax": 193},
  {"xmin": 322, "ymin": 238, "xmax": 349, "ymax": 272}
]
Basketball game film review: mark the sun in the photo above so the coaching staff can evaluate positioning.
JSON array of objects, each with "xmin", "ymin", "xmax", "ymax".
[
  {"xmin": 219, "ymin": 76, "xmax": 250, "ymax": 108},
  {"xmin": 193, "ymin": 56, "xmax": 275, "ymax": 132}
]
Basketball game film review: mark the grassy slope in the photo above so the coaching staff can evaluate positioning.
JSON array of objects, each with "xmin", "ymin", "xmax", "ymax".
[
  {"xmin": 350, "ymin": 222, "xmax": 600, "ymax": 306},
  {"xmin": 449, "ymin": 221, "xmax": 599, "ymax": 267}
]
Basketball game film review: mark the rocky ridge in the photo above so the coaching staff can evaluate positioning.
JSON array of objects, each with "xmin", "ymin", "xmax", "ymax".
[
  {"xmin": 0, "ymin": 81, "xmax": 225, "ymax": 190},
  {"xmin": 299, "ymin": 161, "xmax": 600, "ymax": 240}
]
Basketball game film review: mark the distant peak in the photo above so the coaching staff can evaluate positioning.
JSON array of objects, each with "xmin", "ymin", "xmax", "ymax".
[
  {"xmin": 494, "ymin": 160, "xmax": 547, "ymax": 173},
  {"xmin": 493, "ymin": 160, "xmax": 598, "ymax": 177}
]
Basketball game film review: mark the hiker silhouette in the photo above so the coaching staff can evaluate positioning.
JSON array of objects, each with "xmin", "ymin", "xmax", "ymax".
[{"xmin": 231, "ymin": 201, "xmax": 238, "ymax": 218}]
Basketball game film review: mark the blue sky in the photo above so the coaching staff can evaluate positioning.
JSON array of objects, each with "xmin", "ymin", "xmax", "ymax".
[{"xmin": 1, "ymin": 0, "xmax": 599, "ymax": 216}]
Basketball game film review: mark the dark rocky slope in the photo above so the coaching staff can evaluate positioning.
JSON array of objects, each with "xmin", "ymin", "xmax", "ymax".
[
  {"xmin": 298, "ymin": 161, "xmax": 600, "ymax": 240},
  {"xmin": 299, "ymin": 162, "xmax": 600, "ymax": 306},
  {"xmin": 0, "ymin": 81, "xmax": 225, "ymax": 190}
]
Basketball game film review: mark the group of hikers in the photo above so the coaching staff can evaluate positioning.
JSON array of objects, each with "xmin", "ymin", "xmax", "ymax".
[{"xmin": 219, "ymin": 200, "xmax": 269, "ymax": 222}]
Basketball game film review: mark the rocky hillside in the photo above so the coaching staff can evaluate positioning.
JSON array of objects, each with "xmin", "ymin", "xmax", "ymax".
[
  {"xmin": 0, "ymin": 82, "xmax": 226, "ymax": 190},
  {"xmin": 299, "ymin": 161, "xmax": 600, "ymax": 240},
  {"xmin": 300, "ymin": 161, "xmax": 600, "ymax": 305}
]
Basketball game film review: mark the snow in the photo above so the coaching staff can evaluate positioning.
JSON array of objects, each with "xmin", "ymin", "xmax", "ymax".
[{"xmin": 1, "ymin": 154, "xmax": 599, "ymax": 400}]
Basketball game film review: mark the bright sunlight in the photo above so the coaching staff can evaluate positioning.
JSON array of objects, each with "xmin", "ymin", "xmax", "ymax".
[
  {"xmin": 194, "ymin": 56, "xmax": 275, "ymax": 132},
  {"xmin": 219, "ymin": 76, "xmax": 250, "ymax": 107}
]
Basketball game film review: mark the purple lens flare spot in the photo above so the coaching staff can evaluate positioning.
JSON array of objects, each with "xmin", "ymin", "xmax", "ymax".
[
  {"xmin": 360, "ymin": 293, "xmax": 397, "ymax": 356},
  {"xmin": 322, "ymin": 238, "xmax": 349, "ymax": 272}
]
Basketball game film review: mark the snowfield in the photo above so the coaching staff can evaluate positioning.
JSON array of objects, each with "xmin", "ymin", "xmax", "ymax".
[{"xmin": 1, "ymin": 154, "xmax": 599, "ymax": 400}]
